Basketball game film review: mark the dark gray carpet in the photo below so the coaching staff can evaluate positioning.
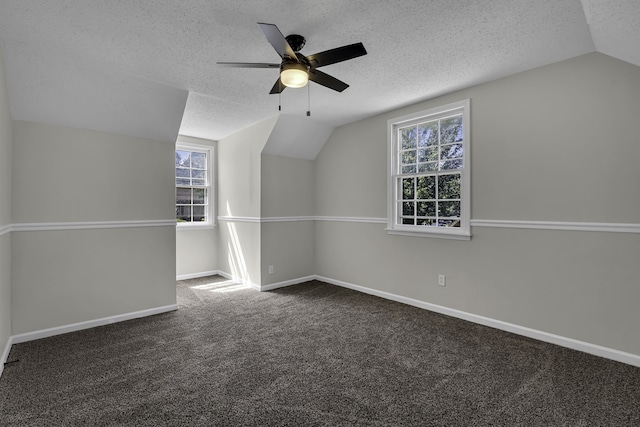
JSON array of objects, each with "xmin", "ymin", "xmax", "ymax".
[{"xmin": 1, "ymin": 276, "xmax": 639, "ymax": 426}]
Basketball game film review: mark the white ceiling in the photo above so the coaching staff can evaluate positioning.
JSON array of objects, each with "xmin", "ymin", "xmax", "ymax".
[{"xmin": 0, "ymin": 0, "xmax": 639, "ymax": 143}]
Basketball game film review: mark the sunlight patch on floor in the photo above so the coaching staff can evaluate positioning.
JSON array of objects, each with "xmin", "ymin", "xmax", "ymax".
[{"xmin": 188, "ymin": 280, "xmax": 250, "ymax": 293}]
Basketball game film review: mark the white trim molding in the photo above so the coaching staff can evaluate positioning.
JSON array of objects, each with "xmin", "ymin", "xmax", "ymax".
[
  {"xmin": 219, "ymin": 216, "xmax": 640, "ymax": 234},
  {"xmin": 210, "ymin": 270, "xmax": 314, "ymax": 292},
  {"xmin": 471, "ymin": 219, "xmax": 640, "ymax": 234},
  {"xmin": 11, "ymin": 220, "xmax": 176, "ymax": 232},
  {"xmin": 177, "ymin": 270, "xmax": 222, "ymax": 281},
  {"xmin": 1, "ymin": 336, "xmax": 12, "ymax": 378},
  {"xmin": 315, "ymin": 275, "xmax": 640, "ymax": 368},
  {"xmin": 0, "ymin": 224, "xmax": 10, "ymax": 238},
  {"xmin": 315, "ymin": 216, "xmax": 386, "ymax": 224},
  {"xmin": 218, "ymin": 215, "xmax": 386, "ymax": 224},
  {"xmin": 4, "ymin": 218, "xmax": 640, "ymax": 234},
  {"xmin": 261, "ymin": 275, "xmax": 317, "ymax": 291},
  {"xmin": 10, "ymin": 304, "xmax": 178, "ymax": 345},
  {"xmin": 217, "ymin": 216, "xmax": 261, "ymax": 223},
  {"xmin": 261, "ymin": 216, "xmax": 315, "ymax": 223}
]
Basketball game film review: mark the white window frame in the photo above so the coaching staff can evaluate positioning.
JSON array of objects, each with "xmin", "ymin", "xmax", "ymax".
[
  {"xmin": 175, "ymin": 142, "xmax": 215, "ymax": 228},
  {"xmin": 387, "ymin": 99, "xmax": 471, "ymax": 240}
]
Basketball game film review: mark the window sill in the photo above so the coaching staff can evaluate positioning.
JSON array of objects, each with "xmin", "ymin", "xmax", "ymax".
[
  {"xmin": 176, "ymin": 223, "xmax": 216, "ymax": 230},
  {"xmin": 386, "ymin": 228, "xmax": 471, "ymax": 240}
]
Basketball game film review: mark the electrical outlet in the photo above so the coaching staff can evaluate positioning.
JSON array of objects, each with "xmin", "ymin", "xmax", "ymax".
[
  {"xmin": 268, "ymin": 265, "xmax": 274, "ymax": 275},
  {"xmin": 438, "ymin": 274, "xmax": 446, "ymax": 286}
]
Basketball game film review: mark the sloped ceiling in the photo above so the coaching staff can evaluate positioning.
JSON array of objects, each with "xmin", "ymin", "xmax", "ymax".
[{"xmin": 0, "ymin": 0, "xmax": 638, "ymax": 144}]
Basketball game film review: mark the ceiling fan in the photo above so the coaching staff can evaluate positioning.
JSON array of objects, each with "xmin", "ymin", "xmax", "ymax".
[{"xmin": 217, "ymin": 22, "xmax": 367, "ymax": 94}]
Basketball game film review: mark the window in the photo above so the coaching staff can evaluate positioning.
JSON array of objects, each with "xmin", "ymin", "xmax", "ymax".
[
  {"xmin": 176, "ymin": 144, "xmax": 213, "ymax": 225},
  {"xmin": 387, "ymin": 99, "xmax": 470, "ymax": 239}
]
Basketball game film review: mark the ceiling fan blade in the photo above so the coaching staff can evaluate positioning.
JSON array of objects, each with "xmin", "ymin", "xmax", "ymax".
[
  {"xmin": 257, "ymin": 22, "xmax": 298, "ymax": 61},
  {"xmin": 217, "ymin": 62, "xmax": 280, "ymax": 68},
  {"xmin": 305, "ymin": 42, "xmax": 367, "ymax": 68},
  {"xmin": 308, "ymin": 69, "xmax": 349, "ymax": 92},
  {"xmin": 269, "ymin": 78, "xmax": 286, "ymax": 94}
]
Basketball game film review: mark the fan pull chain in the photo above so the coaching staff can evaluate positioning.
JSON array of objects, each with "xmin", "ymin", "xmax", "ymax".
[{"xmin": 307, "ymin": 83, "xmax": 311, "ymax": 117}]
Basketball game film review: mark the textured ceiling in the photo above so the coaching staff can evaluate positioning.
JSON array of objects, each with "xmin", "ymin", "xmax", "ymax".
[{"xmin": 0, "ymin": 0, "xmax": 638, "ymax": 143}]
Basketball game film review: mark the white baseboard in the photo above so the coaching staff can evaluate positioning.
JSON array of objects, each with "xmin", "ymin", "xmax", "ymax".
[
  {"xmin": 211, "ymin": 270, "xmax": 260, "ymax": 291},
  {"xmin": 212, "ymin": 269, "xmax": 314, "ymax": 292},
  {"xmin": 10, "ymin": 304, "xmax": 178, "ymax": 345},
  {"xmin": 315, "ymin": 275, "xmax": 640, "ymax": 368},
  {"xmin": 0, "ymin": 335, "xmax": 13, "ymax": 378},
  {"xmin": 176, "ymin": 270, "xmax": 221, "ymax": 281},
  {"xmin": 261, "ymin": 275, "xmax": 317, "ymax": 291}
]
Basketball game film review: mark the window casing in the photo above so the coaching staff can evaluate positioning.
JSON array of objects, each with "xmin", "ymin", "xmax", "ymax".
[
  {"xmin": 176, "ymin": 143, "xmax": 214, "ymax": 226},
  {"xmin": 387, "ymin": 99, "xmax": 470, "ymax": 240}
]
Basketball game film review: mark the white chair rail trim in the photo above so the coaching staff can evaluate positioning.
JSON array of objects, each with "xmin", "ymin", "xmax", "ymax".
[
  {"xmin": 217, "ymin": 216, "xmax": 640, "ymax": 233},
  {"xmin": 6, "ymin": 220, "xmax": 176, "ymax": 232}
]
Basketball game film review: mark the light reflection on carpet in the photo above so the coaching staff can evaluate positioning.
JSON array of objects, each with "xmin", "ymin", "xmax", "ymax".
[{"xmin": 189, "ymin": 280, "xmax": 250, "ymax": 293}]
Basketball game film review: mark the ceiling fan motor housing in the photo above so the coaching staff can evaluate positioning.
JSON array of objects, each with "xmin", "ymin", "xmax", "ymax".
[{"xmin": 285, "ymin": 34, "xmax": 305, "ymax": 52}]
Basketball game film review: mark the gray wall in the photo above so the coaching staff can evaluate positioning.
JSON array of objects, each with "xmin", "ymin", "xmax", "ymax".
[
  {"xmin": 0, "ymin": 44, "xmax": 12, "ymax": 358},
  {"xmin": 176, "ymin": 228, "xmax": 218, "ymax": 278},
  {"xmin": 216, "ymin": 116, "xmax": 277, "ymax": 285},
  {"xmin": 10, "ymin": 121, "xmax": 176, "ymax": 334},
  {"xmin": 260, "ymin": 154, "xmax": 315, "ymax": 285},
  {"xmin": 314, "ymin": 52, "xmax": 640, "ymax": 356}
]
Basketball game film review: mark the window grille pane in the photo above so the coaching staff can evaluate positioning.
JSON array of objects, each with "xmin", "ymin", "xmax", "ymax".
[
  {"xmin": 440, "ymin": 116, "xmax": 463, "ymax": 143},
  {"xmin": 176, "ymin": 206, "xmax": 191, "ymax": 222},
  {"xmin": 176, "ymin": 150, "xmax": 191, "ymax": 167},
  {"xmin": 441, "ymin": 143, "xmax": 463, "ymax": 160},
  {"xmin": 176, "ymin": 178, "xmax": 190, "ymax": 185},
  {"xmin": 402, "ymin": 218, "xmax": 415, "ymax": 225},
  {"xmin": 437, "ymin": 174, "xmax": 461, "ymax": 199},
  {"xmin": 191, "ymin": 169, "xmax": 206, "ymax": 180},
  {"xmin": 438, "ymin": 201, "xmax": 461, "ymax": 218},
  {"xmin": 193, "ymin": 188, "xmax": 206, "ymax": 204},
  {"xmin": 403, "ymin": 201, "xmax": 414, "ymax": 216},
  {"xmin": 402, "ymin": 178, "xmax": 414, "ymax": 199},
  {"xmin": 418, "ymin": 122, "xmax": 438, "ymax": 147},
  {"xmin": 401, "ymin": 165, "xmax": 416, "ymax": 174},
  {"xmin": 416, "ymin": 176, "xmax": 436, "ymax": 199},
  {"xmin": 401, "ymin": 126, "xmax": 417, "ymax": 149},
  {"xmin": 440, "ymin": 159, "xmax": 463, "ymax": 170},
  {"xmin": 418, "ymin": 163, "xmax": 438, "ymax": 173},
  {"xmin": 176, "ymin": 168, "xmax": 190, "ymax": 178},
  {"xmin": 176, "ymin": 188, "xmax": 192, "ymax": 204},
  {"xmin": 417, "ymin": 201, "xmax": 436, "ymax": 217},
  {"xmin": 417, "ymin": 218, "xmax": 436, "ymax": 226},
  {"xmin": 192, "ymin": 206, "xmax": 205, "ymax": 221},
  {"xmin": 439, "ymin": 219, "xmax": 461, "ymax": 228},
  {"xmin": 401, "ymin": 150, "xmax": 416, "ymax": 165},
  {"xmin": 418, "ymin": 147, "xmax": 438, "ymax": 163},
  {"xmin": 191, "ymin": 152, "xmax": 206, "ymax": 169}
]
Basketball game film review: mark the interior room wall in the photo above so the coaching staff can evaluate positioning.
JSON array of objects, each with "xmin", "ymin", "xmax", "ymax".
[
  {"xmin": 216, "ymin": 116, "xmax": 277, "ymax": 286},
  {"xmin": 175, "ymin": 135, "xmax": 218, "ymax": 279},
  {"xmin": 314, "ymin": 52, "xmax": 640, "ymax": 357},
  {"xmin": 176, "ymin": 228, "xmax": 218, "ymax": 278},
  {"xmin": 260, "ymin": 154, "xmax": 315, "ymax": 285},
  {"xmin": 10, "ymin": 121, "xmax": 177, "ymax": 334},
  {"xmin": 0, "ymin": 44, "xmax": 12, "ymax": 366}
]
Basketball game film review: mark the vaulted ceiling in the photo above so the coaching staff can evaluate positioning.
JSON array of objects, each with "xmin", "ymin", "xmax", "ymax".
[{"xmin": 0, "ymin": 1, "xmax": 638, "ymax": 143}]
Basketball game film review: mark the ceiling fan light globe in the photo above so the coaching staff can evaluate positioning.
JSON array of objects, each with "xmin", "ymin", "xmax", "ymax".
[{"xmin": 280, "ymin": 63, "xmax": 309, "ymax": 88}]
